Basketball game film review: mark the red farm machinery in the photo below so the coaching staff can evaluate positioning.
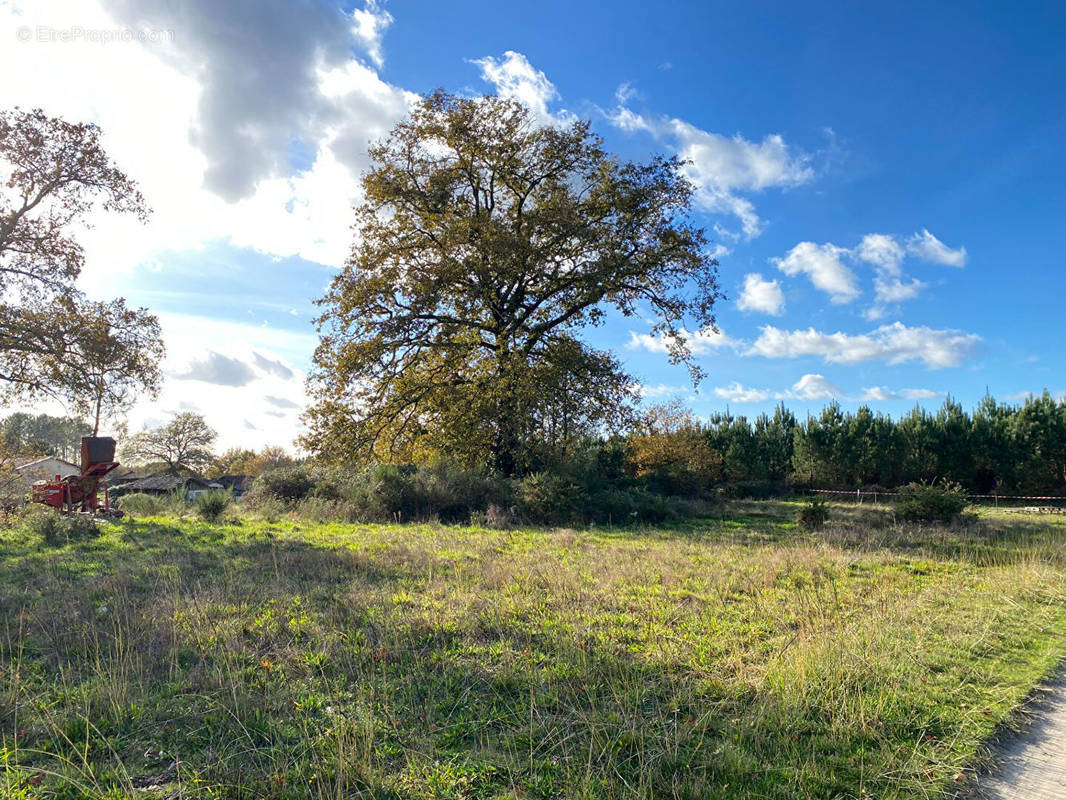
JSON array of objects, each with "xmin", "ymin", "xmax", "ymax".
[{"xmin": 31, "ymin": 436, "xmax": 122, "ymax": 517}]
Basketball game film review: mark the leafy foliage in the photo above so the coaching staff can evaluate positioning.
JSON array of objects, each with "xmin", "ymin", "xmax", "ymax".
[
  {"xmin": 896, "ymin": 481, "xmax": 968, "ymax": 523},
  {"xmin": 61, "ymin": 298, "xmax": 164, "ymax": 433},
  {"xmin": 627, "ymin": 401, "xmax": 722, "ymax": 495},
  {"xmin": 25, "ymin": 510, "xmax": 99, "ymax": 545},
  {"xmin": 0, "ymin": 412, "xmax": 89, "ymax": 460},
  {"xmin": 797, "ymin": 498, "xmax": 830, "ymax": 530},
  {"xmin": 206, "ymin": 445, "xmax": 296, "ymax": 479},
  {"xmin": 305, "ymin": 90, "xmax": 720, "ymax": 474},
  {"xmin": 195, "ymin": 489, "xmax": 231, "ymax": 522},
  {"xmin": 684, "ymin": 393, "xmax": 1066, "ymax": 496},
  {"xmin": 0, "ymin": 107, "xmax": 159, "ymax": 407},
  {"xmin": 251, "ymin": 465, "xmax": 316, "ymax": 502}
]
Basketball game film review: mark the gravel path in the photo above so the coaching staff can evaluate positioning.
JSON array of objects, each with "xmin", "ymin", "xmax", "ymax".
[{"xmin": 966, "ymin": 670, "xmax": 1066, "ymax": 799}]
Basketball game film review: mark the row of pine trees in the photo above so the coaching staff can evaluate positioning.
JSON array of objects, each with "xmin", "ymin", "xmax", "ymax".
[{"xmin": 700, "ymin": 392, "xmax": 1066, "ymax": 493}]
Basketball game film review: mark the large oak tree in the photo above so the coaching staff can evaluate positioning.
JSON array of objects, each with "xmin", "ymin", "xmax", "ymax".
[{"xmin": 305, "ymin": 91, "xmax": 721, "ymax": 474}]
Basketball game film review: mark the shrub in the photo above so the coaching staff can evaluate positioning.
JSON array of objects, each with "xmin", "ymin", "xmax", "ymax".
[
  {"xmin": 338, "ymin": 462, "xmax": 509, "ymax": 523},
  {"xmin": 116, "ymin": 492, "xmax": 166, "ymax": 516},
  {"xmin": 26, "ymin": 511, "xmax": 99, "ymax": 545},
  {"xmin": 254, "ymin": 465, "xmax": 315, "ymax": 502},
  {"xmin": 196, "ymin": 489, "xmax": 232, "ymax": 522},
  {"xmin": 895, "ymin": 481, "xmax": 967, "ymax": 523},
  {"xmin": 516, "ymin": 472, "xmax": 588, "ymax": 525},
  {"xmin": 797, "ymin": 498, "xmax": 830, "ymax": 530}
]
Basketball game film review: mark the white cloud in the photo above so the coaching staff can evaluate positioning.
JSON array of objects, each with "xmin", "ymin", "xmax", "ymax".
[
  {"xmin": 904, "ymin": 388, "xmax": 943, "ymax": 400},
  {"xmin": 0, "ymin": 0, "xmax": 416, "ymax": 278},
  {"xmin": 854, "ymin": 233, "xmax": 904, "ymax": 272},
  {"xmin": 780, "ymin": 374, "xmax": 841, "ymax": 401},
  {"xmin": 627, "ymin": 326, "xmax": 732, "ymax": 356},
  {"xmin": 906, "ymin": 229, "xmax": 967, "ymax": 267},
  {"xmin": 252, "ymin": 352, "xmax": 295, "ymax": 380},
  {"xmin": 861, "ymin": 386, "xmax": 944, "ymax": 402},
  {"xmin": 749, "ymin": 322, "xmax": 980, "ymax": 369},
  {"xmin": 608, "ymin": 108, "xmax": 813, "ymax": 238},
  {"xmin": 714, "ymin": 382, "xmax": 769, "ymax": 403},
  {"xmin": 350, "ymin": 0, "xmax": 393, "ymax": 68},
  {"xmin": 737, "ymin": 273, "xmax": 785, "ymax": 315},
  {"xmin": 853, "ymin": 233, "xmax": 927, "ymax": 314},
  {"xmin": 614, "ymin": 81, "xmax": 638, "ymax": 105},
  {"xmin": 138, "ymin": 312, "xmax": 311, "ymax": 451},
  {"xmin": 772, "ymin": 241, "xmax": 860, "ymax": 304},
  {"xmin": 873, "ymin": 275, "xmax": 926, "ymax": 304},
  {"xmin": 634, "ymin": 383, "xmax": 690, "ymax": 399},
  {"xmin": 471, "ymin": 51, "xmax": 570, "ymax": 125}
]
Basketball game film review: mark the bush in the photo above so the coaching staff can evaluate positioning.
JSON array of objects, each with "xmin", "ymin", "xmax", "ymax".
[
  {"xmin": 797, "ymin": 498, "xmax": 829, "ymax": 530},
  {"xmin": 26, "ymin": 511, "xmax": 99, "ymax": 546},
  {"xmin": 339, "ymin": 462, "xmax": 509, "ymax": 523},
  {"xmin": 196, "ymin": 489, "xmax": 232, "ymax": 522},
  {"xmin": 895, "ymin": 481, "xmax": 968, "ymax": 523},
  {"xmin": 116, "ymin": 492, "xmax": 166, "ymax": 516},
  {"xmin": 254, "ymin": 465, "xmax": 315, "ymax": 502},
  {"xmin": 516, "ymin": 472, "xmax": 588, "ymax": 525}
]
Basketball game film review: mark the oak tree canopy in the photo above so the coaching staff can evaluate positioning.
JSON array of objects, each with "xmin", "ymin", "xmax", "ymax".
[
  {"xmin": 0, "ymin": 107, "xmax": 164, "ymax": 427},
  {"xmin": 305, "ymin": 91, "xmax": 721, "ymax": 474}
]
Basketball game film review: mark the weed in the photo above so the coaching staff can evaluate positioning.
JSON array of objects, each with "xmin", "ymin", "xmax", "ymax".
[
  {"xmin": 195, "ymin": 489, "xmax": 231, "ymax": 522},
  {"xmin": 797, "ymin": 497, "xmax": 830, "ymax": 530}
]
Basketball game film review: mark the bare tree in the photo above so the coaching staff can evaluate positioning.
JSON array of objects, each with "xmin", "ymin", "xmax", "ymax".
[{"xmin": 123, "ymin": 413, "xmax": 217, "ymax": 475}]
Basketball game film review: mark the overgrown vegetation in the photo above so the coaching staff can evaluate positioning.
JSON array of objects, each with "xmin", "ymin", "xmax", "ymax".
[
  {"xmin": 245, "ymin": 456, "xmax": 699, "ymax": 526},
  {"xmin": 797, "ymin": 497, "xmax": 830, "ymax": 529},
  {"xmin": 2, "ymin": 503, "xmax": 1066, "ymax": 798},
  {"xmin": 195, "ymin": 489, "xmax": 231, "ymax": 521},
  {"xmin": 114, "ymin": 491, "xmax": 167, "ymax": 516},
  {"xmin": 23, "ymin": 509, "xmax": 99, "ymax": 545}
]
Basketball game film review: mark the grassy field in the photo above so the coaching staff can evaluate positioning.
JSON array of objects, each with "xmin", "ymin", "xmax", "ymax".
[{"xmin": 2, "ymin": 501, "xmax": 1066, "ymax": 799}]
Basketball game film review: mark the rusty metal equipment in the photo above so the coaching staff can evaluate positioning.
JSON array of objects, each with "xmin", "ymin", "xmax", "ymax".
[{"xmin": 31, "ymin": 436, "xmax": 122, "ymax": 516}]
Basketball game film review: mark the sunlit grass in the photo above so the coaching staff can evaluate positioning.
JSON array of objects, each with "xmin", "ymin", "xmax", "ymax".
[{"xmin": 2, "ymin": 502, "xmax": 1065, "ymax": 798}]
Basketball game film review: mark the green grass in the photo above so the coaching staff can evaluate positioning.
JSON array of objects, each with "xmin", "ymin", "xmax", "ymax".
[{"xmin": 2, "ymin": 502, "xmax": 1066, "ymax": 798}]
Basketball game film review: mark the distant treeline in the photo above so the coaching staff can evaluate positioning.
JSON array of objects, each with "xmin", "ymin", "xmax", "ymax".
[
  {"xmin": 688, "ymin": 392, "xmax": 1066, "ymax": 494},
  {"xmin": 1, "ymin": 413, "xmax": 90, "ymax": 462}
]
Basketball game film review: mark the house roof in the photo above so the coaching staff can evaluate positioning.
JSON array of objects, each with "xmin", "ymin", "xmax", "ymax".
[
  {"xmin": 216, "ymin": 474, "xmax": 254, "ymax": 490},
  {"xmin": 16, "ymin": 456, "xmax": 79, "ymax": 472},
  {"xmin": 123, "ymin": 475, "xmax": 213, "ymax": 493},
  {"xmin": 110, "ymin": 469, "xmax": 153, "ymax": 482}
]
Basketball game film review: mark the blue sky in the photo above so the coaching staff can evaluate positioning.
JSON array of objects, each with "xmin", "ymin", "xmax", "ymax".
[{"xmin": 1, "ymin": 0, "xmax": 1063, "ymax": 449}]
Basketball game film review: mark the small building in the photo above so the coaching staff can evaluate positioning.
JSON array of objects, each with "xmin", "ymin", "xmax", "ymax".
[
  {"xmin": 215, "ymin": 474, "xmax": 254, "ymax": 497},
  {"xmin": 15, "ymin": 456, "xmax": 81, "ymax": 491},
  {"xmin": 120, "ymin": 475, "xmax": 221, "ymax": 501}
]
